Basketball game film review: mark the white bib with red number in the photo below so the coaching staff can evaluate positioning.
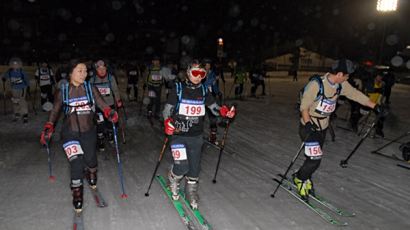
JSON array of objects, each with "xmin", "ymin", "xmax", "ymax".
[
  {"xmin": 305, "ymin": 141, "xmax": 323, "ymax": 158},
  {"xmin": 151, "ymin": 74, "xmax": 162, "ymax": 81},
  {"xmin": 171, "ymin": 144, "xmax": 187, "ymax": 161},
  {"xmin": 68, "ymin": 97, "xmax": 92, "ymax": 114},
  {"xmin": 97, "ymin": 87, "xmax": 111, "ymax": 96},
  {"xmin": 63, "ymin": 140, "xmax": 84, "ymax": 160},
  {"xmin": 315, "ymin": 99, "xmax": 336, "ymax": 116},
  {"xmin": 178, "ymin": 99, "xmax": 205, "ymax": 117}
]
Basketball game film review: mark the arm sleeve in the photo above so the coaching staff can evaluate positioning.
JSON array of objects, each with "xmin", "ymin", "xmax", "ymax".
[
  {"xmin": 92, "ymin": 86, "xmax": 110, "ymax": 110},
  {"xmin": 341, "ymin": 81, "xmax": 370, "ymax": 106},
  {"xmin": 48, "ymin": 89, "xmax": 63, "ymax": 124},
  {"xmin": 163, "ymin": 84, "xmax": 178, "ymax": 119},
  {"xmin": 299, "ymin": 81, "xmax": 320, "ymax": 112},
  {"xmin": 110, "ymin": 75, "xmax": 121, "ymax": 102}
]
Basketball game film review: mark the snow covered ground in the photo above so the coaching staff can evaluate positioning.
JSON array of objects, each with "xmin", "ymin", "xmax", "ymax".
[{"xmin": 0, "ymin": 75, "xmax": 409, "ymax": 230}]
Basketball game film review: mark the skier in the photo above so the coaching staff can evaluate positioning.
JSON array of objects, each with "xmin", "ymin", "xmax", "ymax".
[
  {"xmin": 89, "ymin": 60, "xmax": 122, "ymax": 152},
  {"xmin": 294, "ymin": 59, "xmax": 382, "ymax": 200},
  {"xmin": 144, "ymin": 56, "xmax": 165, "ymax": 120},
  {"xmin": 126, "ymin": 60, "xmax": 141, "ymax": 101},
  {"xmin": 233, "ymin": 66, "xmax": 247, "ymax": 99},
  {"xmin": 35, "ymin": 61, "xmax": 55, "ymax": 111},
  {"xmin": 39, "ymin": 61, "xmax": 118, "ymax": 213},
  {"xmin": 55, "ymin": 61, "xmax": 70, "ymax": 89},
  {"xmin": 203, "ymin": 59, "xmax": 223, "ymax": 144},
  {"xmin": 364, "ymin": 73, "xmax": 386, "ymax": 137},
  {"xmin": 162, "ymin": 60, "xmax": 178, "ymax": 99},
  {"xmin": 162, "ymin": 60, "xmax": 236, "ymax": 209},
  {"xmin": 1, "ymin": 58, "xmax": 30, "ymax": 123}
]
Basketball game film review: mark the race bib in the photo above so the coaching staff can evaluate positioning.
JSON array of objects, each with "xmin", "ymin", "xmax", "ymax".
[
  {"xmin": 96, "ymin": 112, "xmax": 104, "ymax": 123},
  {"xmin": 148, "ymin": 90, "xmax": 156, "ymax": 98},
  {"xmin": 315, "ymin": 99, "xmax": 336, "ymax": 115},
  {"xmin": 98, "ymin": 87, "xmax": 111, "ymax": 96},
  {"xmin": 68, "ymin": 97, "xmax": 92, "ymax": 114},
  {"xmin": 171, "ymin": 144, "xmax": 187, "ymax": 161},
  {"xmin": 305, "ymin": 142, "xmax": 323, "ymax": 158},
  {"xmin": 129, "ymin": 70, "xmax": 137, "ymax": 75},
  {"xmin": 151, "ymin": 74, "xmax": 162, "ymax": 81},
  {"xmin": 178, "ymin": 99, "xmax": 205, "ymax": 117},
  {"xmin": 40, "ymin": 75, "xmax": 50, "ymax": 80},
  {"xmin": 63, "ymin": 140, "xmax": 84, "ymax": 160},
  {"xmin": 11, "ymin": 77, "xmax": 23, "ymax": 84}
]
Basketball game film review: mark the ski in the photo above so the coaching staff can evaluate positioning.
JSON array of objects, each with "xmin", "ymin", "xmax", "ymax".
[
  {"xmin": 89, "ymin": 186, "xmax": 108, "ymax": 208},
  {"xmin": 397, "ymin": 163, "xmax": 410, "ymax": 170},
  {"xmin": 278, "ymin": 174, "xmax": 355, "ymax": 217},
  {"xmin": 273, "ymin": 178, "xmax": 348, "ymax": 226},
  {"xmin": 155, "ymin": 175, "xmax": 196, "ymax": 230},
  {"xmin": 203, "ymin": 138, "xmax": 221, "ymax": 150},
  {"xmin": 179, "ymin": 191, "xmax": 212, "ymax": 230},
  {"xmin": 371, "ymin": 151, "xmax": 407, "ymax": 162},
  {"xmin": 73, "ymin": 210, "xmax": 84, "ymax": 230}
]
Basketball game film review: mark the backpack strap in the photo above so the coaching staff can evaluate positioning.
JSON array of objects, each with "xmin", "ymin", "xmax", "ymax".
[
  {"xmin": 175, "ymin": 82, "xmax": 182, "ymax": 111},
  {"xmin": 201, "ymin": 84, "xmax": 207, "ymax": 103},
  {"xmin": 84, "ymin": 81, "xmax": 95, "ymax": 106},
  {"xmin": 61, "ymin": 82, "xmax": 70, "ymax": 115}
]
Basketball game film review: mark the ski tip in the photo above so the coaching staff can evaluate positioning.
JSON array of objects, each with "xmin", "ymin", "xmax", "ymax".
[
  {"xmin": 48, "ymin": 176, "xmax": 56, "ymax": 182},
  {"xmin": 121, "ymin": 193, "xmax": 128, "ymax": 199}
]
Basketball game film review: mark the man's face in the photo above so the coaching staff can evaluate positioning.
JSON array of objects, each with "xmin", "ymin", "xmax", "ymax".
[
  {"xmin": 96, "ymin": 66, "xmax": 107, "ymax": 77},
  {"xmin": 205, "ymin": 63, "xmax": 211, "ymax": 71},
  {"xmin": 336, "ymin": 72, "xmax": 349, "ymax": 83},
  {"xmin": 152, "ymin": 60, "xmax": 160, "ymax": 66}
]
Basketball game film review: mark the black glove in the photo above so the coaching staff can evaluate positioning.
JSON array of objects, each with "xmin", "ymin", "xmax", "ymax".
[
  {"xmin": 304, "ymin": 121, "xmax": 318, "ymax": 135},
  {"xmin": 373, "ymin": 104, "xmax": 384, "ymax": 115}
]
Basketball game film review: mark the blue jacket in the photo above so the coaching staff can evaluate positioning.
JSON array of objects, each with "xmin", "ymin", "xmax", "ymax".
[
  {"xmin": 203, "ymin": 70, "xmax": 220, "ymax": 95},
  {"xmin": 3, "ymin": 69, "xmax": 29, "ymax": 90}
]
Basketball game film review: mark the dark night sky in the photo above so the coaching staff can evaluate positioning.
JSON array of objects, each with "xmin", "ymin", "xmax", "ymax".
[{"xmin": 1, "ymin": 0, "xmax": 409, "ymax": 64}]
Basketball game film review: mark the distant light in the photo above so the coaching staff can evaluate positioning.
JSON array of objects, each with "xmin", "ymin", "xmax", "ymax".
[
  {"xmin": 28, "ymin": 0, "xmax": 36, "ymax": 2},
  {"xmin": 406, "ymin": 45, "xmax": 410, "ymax": 49},
  {"xmin": 377, "ymin": 0, "xmax": 398, "ymax": 12},
  {"xmin": 217, "ymin": 38, "xmax": 223, "ymax": 46}
]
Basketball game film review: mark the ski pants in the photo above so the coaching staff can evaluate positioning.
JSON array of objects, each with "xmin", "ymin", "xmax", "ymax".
[
  {"xmin": 96, "ymin": 106, "xmax": 116, "ymax": 142},
  {"xmin": 11, "ymin": 88, "xmax": 28, "ymax": 115},
  {"xmin": 61, "ymin": 128, "xmax": 97, "ymax": 183},
  {"xmin": 40, "ymin": 84, "xmax": 53, "ymax": 106},
  {"xmin": 170, "ymin": 135, "xmax": 203, "ymax": 178},
  {"xmin": 296, "ymin": 122, "xmax": 327, "ymax": 181},
  {"xmin": 127, "ymin": 83, "xmax": 138, "ymax": 101},
  {"xmin": 235, "ymin": 83, "xmax": 244, "ymax": 96},
  {"xmin": 147, "ymin": 85, "xmax": 162, "ymax": 117}
]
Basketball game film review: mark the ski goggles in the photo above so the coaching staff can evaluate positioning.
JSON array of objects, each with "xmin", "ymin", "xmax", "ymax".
[{"xmin": 189, "ymin": 67, "xmax": 206, "ymax": 79}]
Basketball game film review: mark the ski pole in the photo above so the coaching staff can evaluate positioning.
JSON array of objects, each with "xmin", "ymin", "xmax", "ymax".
[
  {"xmin": 145, "ymin": 136, "xmax": 169, "ymax": 197},
  {"xmin": 32, "ymin": 81, "xmax": 38, "ymax": 115},
  {"xmin": 371, "ymin": 131, "xmax": 410, "ymax": 154},
  {"xmin": 44, "ymin": 139, "xmax": 56, "ymax": 182},
  {"xmin": 2, "ymin": 80, "xmax": 6, "ymax": 115},
  {"xmin": 139, "ymin": 86, "xmax": 146, "ymax": 116},
  {"xmin": 340, "ymin": 115, "xmax": 381, "ymax": 168},
  {"xmin": 212, "ymin": 118, "xmax": 232, "ymax": 183},
  {"xmin": 270, "ymin": 141, "xmax": 306, "ymax": 198},
  {"xmin": 112, "ymin": 122, "xmax": 128, "ymax": 198}
]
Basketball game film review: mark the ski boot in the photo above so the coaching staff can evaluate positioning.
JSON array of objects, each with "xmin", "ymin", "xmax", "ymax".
[
  {"xmin": 185, "ymin": 177, "xmax": 199, "ymax": 210},
  {"xmin": 22, "ymin": 114, "xmax": 28, "ymax": 123},
  {"xmin": 71, "ymin": 180, "xmax": 84, "ymax": 213},
  {"xmin": 209, "ymin": 128, "xmax": 218, "ymax": 145},
  {"xmin": 107, "ymin": 130, "xmax": 114, "ymax": 145},
  {"xmin": 168, "ymin": 170, "xmax": 183, "ymax": 200},
  {"xmin": 97, "ymin": 133, "xmax": 105, "ymax": 152},
  {"xmin": 86, "ymin": 167, "xmax": 98, "ymax": 189},
  {"xmin": 292, "ymin": 174, "xmax": 313, "ymax": 201}
]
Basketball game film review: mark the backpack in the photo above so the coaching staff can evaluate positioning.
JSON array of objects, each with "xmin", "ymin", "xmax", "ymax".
[
  {"xmin": 175, "ymin": 82, "xmax": 207, "ymax": 111},
  {"xmin": 297, "ymin": 75, "xmax": 342, "ymax": 109},
  {"xmin": 61, "ymin": 81, "xmax": 95, "ymax": 115}
]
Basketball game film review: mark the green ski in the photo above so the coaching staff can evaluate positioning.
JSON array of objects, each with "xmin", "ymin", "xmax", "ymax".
[
  {"xmin": 156, "ymin": 175, "xmax": 196, "ymax": 230},
  {"xmin": 179, "ymin": 191, "xmax": 212, "ymax": 230}
]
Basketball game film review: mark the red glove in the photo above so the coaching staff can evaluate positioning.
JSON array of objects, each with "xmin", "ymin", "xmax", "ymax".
[
  {"xmin": 40, "ymin": 122, "xmax": 54, "ymax": 145},
  {"xmin": 220, "ymin": 105, "xmax": 236, "ymax": 118},
  {"xmin": 103, "ymin": 107, "xmax": 119, "ymax": 123},
  {"xmin": 116, "ymin": 100, "xmax": 123, "ymax": 108},
  {"xmin": 164, "ymin": 118, "xmax": 176, "ymax": 136}
]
